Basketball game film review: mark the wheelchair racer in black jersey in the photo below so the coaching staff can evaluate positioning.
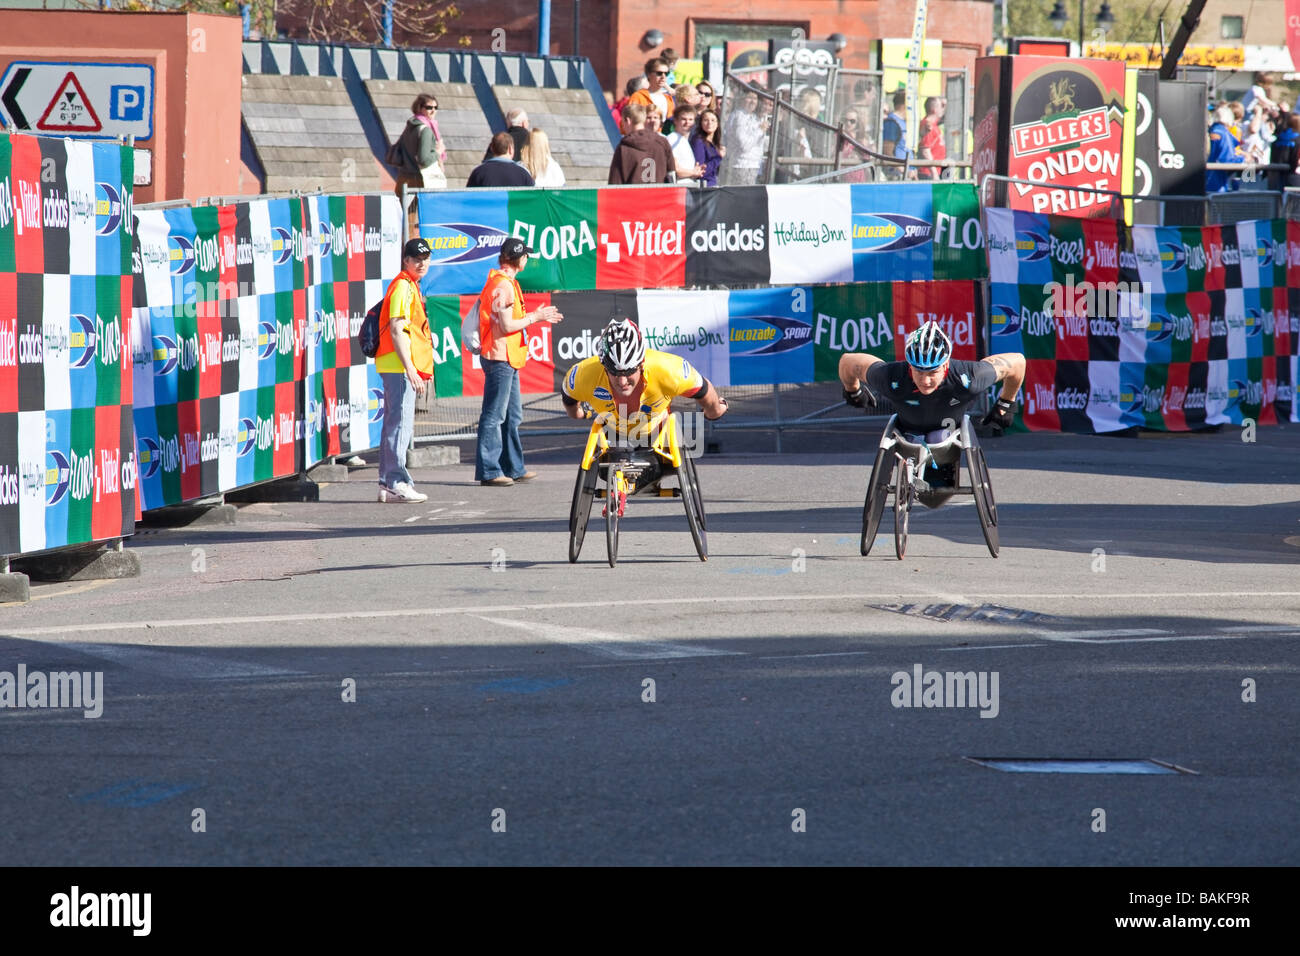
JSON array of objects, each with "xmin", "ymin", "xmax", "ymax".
[{"xmin": 837, "ymin": 321, "xmax": 1026, "ymax": 501}]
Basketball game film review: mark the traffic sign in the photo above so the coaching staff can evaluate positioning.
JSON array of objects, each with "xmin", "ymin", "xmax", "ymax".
[{"xmin": 0, "ymin": 61, "xmax": 154, "ymax": 140}]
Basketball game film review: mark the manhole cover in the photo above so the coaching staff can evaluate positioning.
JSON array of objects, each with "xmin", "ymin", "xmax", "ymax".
[{"xmin": 964, "ymin": 757, "xmax": 1197, "ymax": 775}]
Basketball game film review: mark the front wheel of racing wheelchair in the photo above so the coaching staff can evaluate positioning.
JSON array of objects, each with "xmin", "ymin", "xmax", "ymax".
[
  {"xmin": 567, "ymin": 412, "xmax": 708, "ymax": 566},
  {"xmin": 859, "ymin": 414, "xmax": 999, "ymax": 559}
]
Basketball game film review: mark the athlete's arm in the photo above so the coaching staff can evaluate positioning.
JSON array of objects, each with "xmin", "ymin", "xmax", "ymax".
[
  {"xmin": 838, "ymin": 352, "xmax": 885, "ymax": 392},
  {"xmin": 561, "ymin": 393, "xmax": 588, "ymax": 419},
  {"xmin": 692, "ymin": 378, "xmax": 728, "ymax": 420},
  {"xmin": 980, "ymin": 352, "xmax": 1026, "ymax": 402}
]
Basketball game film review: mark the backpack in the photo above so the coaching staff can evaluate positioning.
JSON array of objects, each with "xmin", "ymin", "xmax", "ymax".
[
  {"xmin": 384, "ymin": 129, "xmax": 409, "ymax": 171},
  {"xmin": 360, "ymin": 299, "xmax": 384, "ymax": 358},
  {"xmin": 460, "ymin": 295, "xmax": 483, "ymax": 356}
]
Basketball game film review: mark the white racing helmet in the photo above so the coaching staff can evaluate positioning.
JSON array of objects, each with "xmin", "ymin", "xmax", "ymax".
[{"xmin": 598, "ymin": 317, "xmax": 646, "ymax": 374}]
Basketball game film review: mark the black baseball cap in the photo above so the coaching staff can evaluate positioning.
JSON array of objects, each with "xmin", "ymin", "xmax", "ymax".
[
  {"xmin": 500, "ymin": 237, "xmax": 535, "ymax": 262},
  {"xmin": 404, "ymin": 237, "xmax": 431, "ymax": 259}
]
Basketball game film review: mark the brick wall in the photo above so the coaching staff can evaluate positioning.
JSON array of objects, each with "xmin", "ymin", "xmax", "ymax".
[{"xmin": 279, "ymin": 1, "xmax": 993, "ymax": 98}]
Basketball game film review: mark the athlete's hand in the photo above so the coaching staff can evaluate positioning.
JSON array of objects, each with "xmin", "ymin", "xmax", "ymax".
[
  {"xmin": 982, "ymin": 397, "xmax": 1016, "ymax": 431},
  {"xmin": 843, "ymin": 383, "xmax": 875, "ymax": 409}
]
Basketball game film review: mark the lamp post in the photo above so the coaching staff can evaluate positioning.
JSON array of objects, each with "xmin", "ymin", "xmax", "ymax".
[{"xmin": 1049, "ymin": 0, "xmax": 1116, "ymax": 52}]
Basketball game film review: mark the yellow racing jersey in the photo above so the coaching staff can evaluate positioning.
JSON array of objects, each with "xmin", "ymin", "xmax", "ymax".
[{"xmin": 562, "ymin": 349, "xmax": 706, "ymax": 427}]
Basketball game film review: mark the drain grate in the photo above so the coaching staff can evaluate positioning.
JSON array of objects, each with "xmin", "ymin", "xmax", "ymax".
[
  {"xmin": 964, "ymin": 757, "xmax": 1198, "ymax": 775},
  {"xmin": 871, "ymin": 603, "xmax": 1064, "ymax": 625}
]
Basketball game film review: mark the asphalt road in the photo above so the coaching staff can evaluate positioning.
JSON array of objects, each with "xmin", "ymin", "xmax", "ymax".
[{"xmin": 1, "ymin": 419, "xmax": 1297, "ymax": 866}]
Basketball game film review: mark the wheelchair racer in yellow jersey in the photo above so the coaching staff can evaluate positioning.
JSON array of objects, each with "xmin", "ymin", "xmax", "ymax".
[{"xmin": 561, "ymin": 318, "xmax": 728, "ymax": 514}]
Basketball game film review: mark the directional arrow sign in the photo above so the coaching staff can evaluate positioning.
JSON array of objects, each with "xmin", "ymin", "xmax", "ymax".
[{"xmin": 0, "ymin": 61, "xmax": 154, "ymax": 140}]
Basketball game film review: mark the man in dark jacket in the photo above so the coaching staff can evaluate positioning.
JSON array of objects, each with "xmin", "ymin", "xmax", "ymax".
[
  {"xmin": 467, "ymin": 133, "xmax": 536, "ymax": 187},
  {"xmin": 608, "ymin": 104, "xmax": 676, "ymax": 185}
]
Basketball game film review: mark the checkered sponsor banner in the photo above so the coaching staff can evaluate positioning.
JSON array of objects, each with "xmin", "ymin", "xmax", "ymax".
[
  {"xmin": 302, "ymin": 194, "xmax": 400, "ymax": 468},
  {"xmin": 985, "ymin": 207, "xmax": 1299, "ymax": 433},
  {"xmin": 129, "ymin": 192, "xmax": 401, "ymax": 511},
  {"xmin": 1, "ymin": 133, "xmax": 136, "ymax": 558},
  {"xmin": 414, "ymin": 183, "xmax": 988, "ymax": 296}
]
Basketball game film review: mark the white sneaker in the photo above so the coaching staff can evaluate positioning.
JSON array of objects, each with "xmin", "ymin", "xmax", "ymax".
[{"xmin": 379, "ymin": 481, "xmax": 427, "ymax": 503}]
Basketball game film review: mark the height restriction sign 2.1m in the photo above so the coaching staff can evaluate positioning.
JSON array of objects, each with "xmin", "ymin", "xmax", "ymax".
[{"xmin": 0, "ymin": 61, "xmax": 154, "ymax": 140}]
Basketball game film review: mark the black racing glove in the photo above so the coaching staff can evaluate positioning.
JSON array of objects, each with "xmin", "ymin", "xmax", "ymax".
[
  {"xmin": 843, "ymin": 383, "xmax": 875, "ymax": 409},
  {"xmin": 982, "ymin": 397, "xmax": 1017, "ymax": 430}
]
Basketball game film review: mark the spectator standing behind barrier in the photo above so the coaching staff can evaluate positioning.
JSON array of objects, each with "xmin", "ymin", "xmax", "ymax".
[
  {"xmin": 691, "ymin": 109, "xmax": 725, "ymax": 187},
  {"xmin": 917, "ymin": 96, "xmax": 946, "ymax": 180},
  {"xmin": 661, "ymin": 48, "xmax": 680, "ymax": 86},
  {"xmin": 695, "ymin": 81, "xmax": 718, "ymax": 117},
  {"xmin": 628, "ymin": 58, "xmax": 675, "ymax": 131},
  {"xmin": 484, "ymin": 108, "xmax": 530, "ymax": 162},
  {"xmin": 1271, "ymin": 113, "xmax": 1300, "ymax": 187},
  {"xmin": 608, "ymin": 103, "xmax": 676, "ymax": 184},
  {"xmin": 837, "ymin": 110, "xmax": 869, "ymax": 183},
  {"xmin": 664, "ymin": 84, "xmax": 702, "ymax": 134},
  {"xmin": 1206, "ymin": 105, "xmax": 1244, "ymax": 193},
  {"xmin": 723, "ymin": 88, "xmax": 768, "ymax": 185},
  {"xmin": 666, "ymin": 106, "xmax": 706, "ymax": 186},
  {"xmin": 375, "ymin": 238, "xmax": 435, "ymax": 504},
  {"xmin": 467, "ymin": 132, "xmax": 536, "ymax": 187},
  {"xmin": 612, "ymin": 75, "xmax": 648, "ymax": 125},
  {"xmin": 881, "ymin": 89, "xmax": 911, "ymax": 179},
  {"xmin": 520, "ymin": 128, "xmax": 567, "ymax": 187},
  {"xmin": 391, "ymin": 94, "xmax": 447, "ymax": 219},
  {"xmin": 475, "ymin": 238, "xmax": 565, "ymax": 487}
]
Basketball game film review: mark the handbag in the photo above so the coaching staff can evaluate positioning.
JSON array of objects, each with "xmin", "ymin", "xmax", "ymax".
[{"xmin": 420, "ymin": 161, "xmax": 447, "ymax": 189}]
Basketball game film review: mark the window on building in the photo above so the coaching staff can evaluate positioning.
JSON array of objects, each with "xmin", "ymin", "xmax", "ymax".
[{"xmin": 1221, "ymin": 16, "xmax": 1243, "ymax": 40}]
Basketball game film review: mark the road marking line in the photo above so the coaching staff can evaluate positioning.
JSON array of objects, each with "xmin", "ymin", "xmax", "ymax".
[
  {"xmin": 938, "ymin": 643, "xmax": 1051, "ymax": 651},
  {"xmin": 475, "ymin": 616, "xmax": 739, "ymax": 660},
  {"xmin": 1220, "ymin": 624, "xmax": 1299, "ymax": 632},
  {"xmin": 57, "ymin": 642, "xmax": 302, "ymax": 679},
  {"xmin": 1039, "ymin": 629, "xmax": 1170, "ymax": 641},
  {"xmin": 1035, "ymin": 632, "xmax": 1275, "ymax": 646},
  {"xmin": 4, "ymin": 592, "xmax": 1299, "ymax": 637}
]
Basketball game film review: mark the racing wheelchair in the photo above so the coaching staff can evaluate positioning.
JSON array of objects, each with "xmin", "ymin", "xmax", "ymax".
[
  {"xmin": 568, "ymin": 411, "xmax": 707, "ymax": 567},
  {"xmin": 860, "ymin": 413, "xmax": 999, "ymax": 559}
]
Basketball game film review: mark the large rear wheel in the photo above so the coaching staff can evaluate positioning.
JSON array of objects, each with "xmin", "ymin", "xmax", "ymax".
[
  {"xmin": 568, "ymin": 462, "xmax": 598, "ymax": 563},
  {"xmin": 679, "ymin": 453, "xmax": 708, "ymax": 560},
  {"xmin": 860, "ymin": 446, "xmax": 891, "ymax": 556},
  {"xmin": 968, "ymin": 444, "xmax": 1000, "ymax": 558}
]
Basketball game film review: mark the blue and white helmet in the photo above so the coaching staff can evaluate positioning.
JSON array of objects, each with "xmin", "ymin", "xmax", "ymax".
[{"xmin": 904, "ymin": 321, "xmax": 952, "ymax": 370}]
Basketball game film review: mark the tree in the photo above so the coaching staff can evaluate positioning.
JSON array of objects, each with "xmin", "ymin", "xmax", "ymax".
[
  {"xmin": 1008, "ymin": 0, "xmax": 1183, "ymax": 49},
  {"xmin": 68, "ymin": 0, "xmax": 470, "ymax": 48},
  {"xmin": 275, "ymin": 0, "xmax": 471, "ymax": 47}
]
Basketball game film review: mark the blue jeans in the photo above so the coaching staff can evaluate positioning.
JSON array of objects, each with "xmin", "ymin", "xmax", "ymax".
[
  {"xmin": 379, "ymin": 371, "xmax": 416, "ymax": 488},
  {"xmin": 475, "ymin": 358, "xmax": 525, "ymax": 481}
]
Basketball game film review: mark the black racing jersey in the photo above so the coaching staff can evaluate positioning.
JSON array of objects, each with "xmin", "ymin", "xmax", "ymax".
[{"xmin": 865, "ymin": 359, "xmax": 998, "ymax": 432}]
